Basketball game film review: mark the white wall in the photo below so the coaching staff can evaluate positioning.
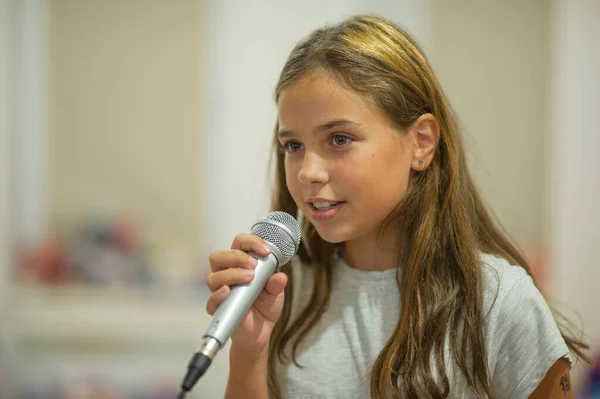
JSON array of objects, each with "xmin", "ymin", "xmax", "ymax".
[
  {"xmin": 48, "ymin": 0, "xmax": 203, "ymax": 247},
  {"xmin": 549, "ymin": 0, "xmax": 600, "ymax": 379},
  {"xmin": 199, "ymin": 0, "xmax": 431, "ymax": 265},
  {"xmin": 0, "ymin": 3, "xmax": 14, "ymax": 397},
  {"xmin": 12, "ymin": 0, "xmax": 48, "ymax": 249},
  {"xmin": 0, "ymin": 0, "xmax": 12, "ymax": 295},
  {"xmin": 429, "ymin": 0, "xmax": 549, "ymax": 258}
]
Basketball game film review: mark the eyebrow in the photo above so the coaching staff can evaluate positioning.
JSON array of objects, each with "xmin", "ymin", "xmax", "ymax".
[{"xmin": 277, "ymin": 118, "xmax": 362, "ymax": 139}]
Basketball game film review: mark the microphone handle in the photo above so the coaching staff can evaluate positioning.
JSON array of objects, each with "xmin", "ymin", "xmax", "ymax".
[{"xmin": 204, "ymin": 251, "xmax": 279, "ymax": 345}]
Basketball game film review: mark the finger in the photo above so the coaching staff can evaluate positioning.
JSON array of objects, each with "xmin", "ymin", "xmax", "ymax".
[
  {"xmin": 263, "ymin": 272, "xmax": 288, "ymax": 296},
  {"xmin": 206, "ymin": 285, "xmax": 230, "ymax": 315},
  {"xmin": 231, "ymin": 233, "xmax": 272, "ymax": 257},
  {"xmin": 205, "ymin": 268, "xmax": 255, "ymax": 292},
  {"xmin": 209, "ymin": 249, "xmax": 258, "ymax": 272}
]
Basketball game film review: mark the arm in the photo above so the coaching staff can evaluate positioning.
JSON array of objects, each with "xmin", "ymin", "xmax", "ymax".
[
  {"xmin": 225, "ymin": 346, "xmax": 269, "ymax": 399},
  {"xmin": 529, "ymin": 358, "xmax": 573, "ymax": 399}
]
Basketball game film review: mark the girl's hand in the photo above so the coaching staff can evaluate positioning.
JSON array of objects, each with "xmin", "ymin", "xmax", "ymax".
[{"xmin": 205, "ymin": 233, "xmax": 288, "ymax": 358}]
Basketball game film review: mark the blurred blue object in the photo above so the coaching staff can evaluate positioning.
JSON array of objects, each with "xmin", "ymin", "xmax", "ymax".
[{"xmin": 580, "ymin": 352, "xmax": 600, "ymax": 398}]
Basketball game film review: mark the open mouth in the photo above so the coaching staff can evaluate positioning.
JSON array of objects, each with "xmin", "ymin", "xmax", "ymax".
[{"xmin": 309, "ymin": 201, "xmax": 345, "ymax": 212}]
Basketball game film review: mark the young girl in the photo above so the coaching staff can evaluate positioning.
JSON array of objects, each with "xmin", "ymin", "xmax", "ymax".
[{"xmin": 204, "ymin": 15, "xmax": 589, "ymax": 398}]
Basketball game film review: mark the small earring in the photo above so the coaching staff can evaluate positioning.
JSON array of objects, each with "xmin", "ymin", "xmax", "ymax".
[{"xmin": 419, "ymin": 160, "xmax": 424, "ymax": 165}]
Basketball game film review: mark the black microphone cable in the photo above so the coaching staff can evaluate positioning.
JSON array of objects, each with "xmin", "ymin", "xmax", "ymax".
[{"xmin": 176, "ymin": 350, "xmax": 213, "ymax": 398}]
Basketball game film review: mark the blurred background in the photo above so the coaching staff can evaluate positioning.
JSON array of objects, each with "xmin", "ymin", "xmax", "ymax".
[{"xmin": 0, "ymin": 0, "xmax": 598, "ymax": 398}]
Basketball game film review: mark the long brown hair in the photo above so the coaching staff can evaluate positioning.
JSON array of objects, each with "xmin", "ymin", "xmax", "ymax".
[{"xmin": 267, "ymin": 15, "xmax": 589, "ymax": 398}]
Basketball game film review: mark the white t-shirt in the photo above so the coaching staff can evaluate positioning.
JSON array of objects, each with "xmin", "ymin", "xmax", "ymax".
[{"xmin": 274, "ymin": 253, "xmax": 571, "ymax": 398}]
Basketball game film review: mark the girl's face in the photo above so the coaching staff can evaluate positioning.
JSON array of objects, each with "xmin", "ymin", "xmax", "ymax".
[{"xmin": 277, "ymin": 72, "xmax": 416, "ymax": 243}]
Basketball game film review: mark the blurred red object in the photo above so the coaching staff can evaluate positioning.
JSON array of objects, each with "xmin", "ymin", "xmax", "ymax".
[
  {"xmin": 527, "ymin": 247, "xmax": 549, "ymax": 296},
  {"xmin": 21, "ymin": 238, "xmax": 67, "ymax": 283},
  {"xmin": 111, "ymin": 216, "xmax": 139, "ymax": 253}
]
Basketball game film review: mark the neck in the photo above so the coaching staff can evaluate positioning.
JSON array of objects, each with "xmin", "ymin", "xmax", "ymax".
[{"xmin": 340, "ymin": 229, "xmax": 401, "ymax": 271}]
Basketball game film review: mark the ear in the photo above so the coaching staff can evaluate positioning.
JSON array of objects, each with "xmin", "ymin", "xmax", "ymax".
[{"xmin": 408, "ymin": 113, "xmax": 440, "ymax": 171}]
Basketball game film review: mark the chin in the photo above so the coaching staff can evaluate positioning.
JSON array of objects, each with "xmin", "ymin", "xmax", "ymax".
[{"xmin": 312, "ymin": 224, "xmax": 352, "ymax": 244}]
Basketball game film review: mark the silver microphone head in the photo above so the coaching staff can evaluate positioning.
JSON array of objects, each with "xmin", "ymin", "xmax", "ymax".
[{"xmin": 250, "ymin": 211, "xmax": 301, "ymax": 265}]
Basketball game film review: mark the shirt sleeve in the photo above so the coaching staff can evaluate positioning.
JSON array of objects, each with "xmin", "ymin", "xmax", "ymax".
[{"xmin": 490, "ymin": 274, "xmax": 572, "ymax": 398}]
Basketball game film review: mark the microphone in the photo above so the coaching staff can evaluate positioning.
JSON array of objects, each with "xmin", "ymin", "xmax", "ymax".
[{"xmin": 177, "ymin": 211, "xmax": 302, "ymax": 397}]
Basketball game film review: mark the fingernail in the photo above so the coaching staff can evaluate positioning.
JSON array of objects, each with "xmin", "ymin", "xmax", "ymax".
[
  {"xmin": 248, "ymin": 257, "xmax": 258, "ymax": 268},
  {"xmin": 220, "ymin": 286, "xmax": 228, "ymax": 293},
  {"xmin": 244, "ymin": 269, "xmax": 255, "ymax": 279},
  {"xmin": 264, "ymin": 245, "xmax": 272, "ymax": 254}
]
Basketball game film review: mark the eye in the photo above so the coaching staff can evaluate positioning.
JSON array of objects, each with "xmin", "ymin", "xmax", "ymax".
[
  {"xmin": 282, "ymin": 141, "xmax": 304, "ymax": 153},
  {"xmin": 331, "ymin": 134, "xmax": 352, "ymax": 146}
]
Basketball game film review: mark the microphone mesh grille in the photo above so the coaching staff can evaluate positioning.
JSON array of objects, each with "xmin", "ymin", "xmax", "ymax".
[{"xmin": 250, "ymin": 212, "xmax": 301, "ymax": 265}]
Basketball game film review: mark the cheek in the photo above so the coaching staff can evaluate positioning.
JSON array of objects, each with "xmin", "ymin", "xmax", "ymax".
[
  {"xmin": 347, "ymin": 153, "xmax": 411, "ymax": 206},
  {"xmin": 284, "ymin": 159, "xmax": 301, "ymax": 199}
]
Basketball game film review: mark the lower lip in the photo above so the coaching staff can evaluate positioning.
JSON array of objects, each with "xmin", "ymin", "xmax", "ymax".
[{"xmin": 307, "ymin": 202, "xmax": 346, "ymax": 222}]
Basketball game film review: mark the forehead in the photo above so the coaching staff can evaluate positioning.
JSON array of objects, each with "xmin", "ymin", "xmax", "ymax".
[{"xmin": 277, "ymin": 72, "xmax": 382, "ymax": 130}]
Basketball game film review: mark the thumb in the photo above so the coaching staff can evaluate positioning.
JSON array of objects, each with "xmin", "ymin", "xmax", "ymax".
[
  {"xmin": 263, "ymin": 272, "xmax": 288, "ymax": 296},
  {"xmin": 252, "ymin": 272, "xmax": 287, "ymax": 322}
]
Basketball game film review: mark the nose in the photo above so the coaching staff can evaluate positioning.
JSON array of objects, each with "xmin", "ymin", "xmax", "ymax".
[{"xmin": 298, "ymin": 151, "xmax": 329, "ymax": 185}]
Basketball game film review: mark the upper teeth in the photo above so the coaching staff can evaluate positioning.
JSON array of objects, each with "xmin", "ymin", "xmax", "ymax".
[{"xmin": 313, "ymin": 201, "xmax": 338, "ymax": 210}]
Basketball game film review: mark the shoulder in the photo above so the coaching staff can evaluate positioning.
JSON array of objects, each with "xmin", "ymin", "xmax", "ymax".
[
  {"xmin": 479, "ymin": 252, "xmax": 550, "ymax": 337},
  {"xmin": 478, "ymin": 253, "xmax": 572, "ymax": 398},
  {"xmin": 479, "ymin": 252, "xmax": 531, "ymax": 315},
  {"xmin": 478, "ymin": 252, "xmax": 556, "ymax": 336},
  {"xmin": 479, "ymin": 253, "xmax": 529, "ymax": 295}
]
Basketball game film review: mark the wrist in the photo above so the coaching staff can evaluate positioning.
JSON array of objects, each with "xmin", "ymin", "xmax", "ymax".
[
  {"xmin": 229, "ymin": 342, "xmax": 269, "ymax": 368},
  {"xmin": 226, "ymin": 344, "xmax": 269, "ymax": 399}
]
